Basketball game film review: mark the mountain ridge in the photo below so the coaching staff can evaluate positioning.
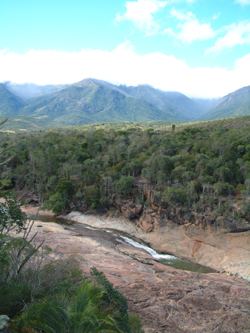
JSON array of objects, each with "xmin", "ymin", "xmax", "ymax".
[
  {"xmin": 118, "ymin": 84, "xmax": 207, "ymax": 121},
  {"xmin": 197, "ymin": 85, "xmax": 250, "ymax": 121},
  {"xmin": 15, "ymin": 79, "xmax": 179, "ymax": 126},
  {"xmin": 1, "ymin": 79, "xmax": 250, "ymax": 132}
]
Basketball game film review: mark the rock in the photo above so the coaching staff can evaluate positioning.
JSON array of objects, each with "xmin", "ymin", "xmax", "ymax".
[
  {"xmin": 11, "ymin": 214, "xmax": 250, "ymax": 333},
  {"xmin": 0, "ymin": 315, "xmax": 10, "ymax": 331},
  {"xmin": 137, "ymin": 212, "xmax": 156, "ymax": 232},
  {"xmin": 152, "ymin": 263, "xmax": 167, "ymax": 273},
  {"xmin": 120, "ymin": 206, "xmax": 136, "ymax": 219},
  {"xmin": 150, "ymin": 203, "xmax": 158, "ymax": 210},
  {"xmin": 183, "ymin": 212, "xmax": 195, "ymax": 224},
  {"xmin": 113, "ymin": 200, "xmax": 143, "ymax": 220},
  {"xmin": 194, "ymin": 213, "xmax": 204, "ymax": 226},
  {"xmin": 205, "ymin": 215, "xmax": 215, "ymax": 226},
  {"xmin": 133, "ymin": 204, "xmax": 143, "ymax": 216}
]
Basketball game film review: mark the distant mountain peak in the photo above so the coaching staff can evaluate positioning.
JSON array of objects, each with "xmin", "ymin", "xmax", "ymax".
[{"xmin": 2, "ymin": 78, "xmax": 244, "ymax": 129}]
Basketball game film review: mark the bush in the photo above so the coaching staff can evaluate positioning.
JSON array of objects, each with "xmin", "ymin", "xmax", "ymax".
[
  {"xmin": 115, "ymin": 176, "xmax": 134, "ymax": 198},
  {"xmin": 235, "ymin": 183, "xmax": 246, "ymax": 195},
  {"xmin": 162, "ymin": 186, "xmax": 188, "ymax": 206},
  {"xmin": 0, "ymin": 283, "xmax": 32, "ymax": 317},
  {"xmin": 45, "ymin": 192, "xmax": 64, "ymax": 214}
]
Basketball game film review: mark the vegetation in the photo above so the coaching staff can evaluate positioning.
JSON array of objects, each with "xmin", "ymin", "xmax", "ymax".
[
  {"xmin": 2, "ymin": 112, "xmax": 250, "ymax": 331},
  {"xmin": 1, "ymin": 116, "xmax": 250, "ymax": 222}
]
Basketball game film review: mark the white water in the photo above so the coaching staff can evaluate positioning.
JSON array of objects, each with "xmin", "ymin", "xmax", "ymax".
[
  {"xmin": 104, "ymin": 229, "xmax": 176, "ymax": 261},
  {"xmin": 117, "ymin": 235, "xmax": 176, "ymax": 261}
]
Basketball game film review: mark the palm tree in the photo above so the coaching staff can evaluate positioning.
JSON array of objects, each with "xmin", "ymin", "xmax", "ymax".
[{"xmin": 14, "ymin": 280, "xmax": 122, "ymax": 333}]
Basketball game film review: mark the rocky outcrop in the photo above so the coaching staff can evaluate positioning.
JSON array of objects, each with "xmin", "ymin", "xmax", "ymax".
[
  {"xmin": 22, "ymin": 200, "xmax": 250, "ymax": 279},
  {"xmin": 66, "ymin": 210, "xmax": 250, "ymax": 281},
  {"xmin": 112, "ymin": 185, "xmax": 250, "ymax": 234},
  {"xmin": 136, "ymin": 210, "xmax": 157, "ymax": 232},
  {"xmin": 113, "ymin": 198, "xmax": 143, "ymax": 219},
  {"xmin": 157, "ymin": 206, "xmax": 250, "ymax": 233},
  {"xmin": 17, "ymin": 218, "xmax": 250, "ymax": 333},
  {"xmin": 119, "ymin": 265, "xmax": 250, "ymax": 333},
  {"xmin": 137, "ymin": 206, "xmax": 250, "ymax": 234},
  {"xmin": 143, "ymin": 185, "xmax": 250, "ymax": 233},
  {"xmin": 103, "ymin": 184, "xmax": 250, "ymax": 280}
]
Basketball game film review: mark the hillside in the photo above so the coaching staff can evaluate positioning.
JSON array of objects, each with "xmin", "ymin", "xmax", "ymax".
[
  {"xmin": 0, "ymin": 84, "xmax": 26, "ymax": 116},
  {"xmin": 118, "ymin": 84, "xmax": 209, "ymax": 120},
  {"xmin": 198, "ymin": 85, "xmax": 250, "ymax": 120},
  {"xmin": 18, "ymin": 79, "xmax": 179, "ymax": 125}
]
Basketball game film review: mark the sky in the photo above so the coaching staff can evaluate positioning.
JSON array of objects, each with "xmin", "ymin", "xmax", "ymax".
[{"xmin": 1, "ymin": 0, "xmax": 250, "ymax": 98}]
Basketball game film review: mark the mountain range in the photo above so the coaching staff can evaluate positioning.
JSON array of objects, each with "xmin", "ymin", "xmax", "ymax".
[
  {"xmin": 197, "ymin": 85, "xmax": 250, "ymax": 121},
  {"xmin": 0, "ymin": 78, "xmax": 249, "ymax": 132}
]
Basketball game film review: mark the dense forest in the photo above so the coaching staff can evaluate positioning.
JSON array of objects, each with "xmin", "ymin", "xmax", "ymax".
[{"xmin": 1, "ymin": 116, "xmax": 250, "ymax": 222}]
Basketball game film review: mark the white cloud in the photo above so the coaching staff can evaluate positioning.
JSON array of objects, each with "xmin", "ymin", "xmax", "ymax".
[
  {"xmin": 164, "ymin": 9, "xmax": 217, "ymax": 43},
  {"xmin": 115, "ymin": 0, "xmax": 167, "ymax": 35},
  {"xmin": 235, "ymin": 0, "xmax": 250, "ymax": 4},
  {"xmin": 168, "ymin": 0, "xmax": 196, "ymax": 3},
  {"xmin": 0, "ymin": 42, "xmax": 250, "ymax": 98},
  {"xmin": 205, "ymin": 21, "xmax": 250, "ymax": 55}
]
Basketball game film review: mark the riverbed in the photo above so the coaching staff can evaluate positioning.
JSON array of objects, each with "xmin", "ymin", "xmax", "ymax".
[
  {"xmin": 28, "ymin": 214, "xmax": 215, "ymax": 274},
  {"xmin": 22, "ymin": 210, "xmax": 250, "ymax": 332}
]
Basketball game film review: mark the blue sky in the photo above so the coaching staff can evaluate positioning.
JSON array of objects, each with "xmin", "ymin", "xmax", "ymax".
[{"xmin": 1, "ymin": 0, "xmax": 250, "ymax": 97}]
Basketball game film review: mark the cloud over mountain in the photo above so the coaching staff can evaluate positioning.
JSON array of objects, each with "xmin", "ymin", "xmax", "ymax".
[{"xmin": 1, "ymin": 41, "xmax": 250, "ymax": 98}]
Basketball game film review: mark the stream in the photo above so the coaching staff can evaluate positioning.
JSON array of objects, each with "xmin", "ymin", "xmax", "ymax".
[{"xmin": 28, "ymin": 214, "xmax": 216, "ymax": 274}]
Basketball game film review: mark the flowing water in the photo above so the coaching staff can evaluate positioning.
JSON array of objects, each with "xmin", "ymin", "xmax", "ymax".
[{"xmin": 28, "ymin": 214, "xmax": 216, "ymax": 274}]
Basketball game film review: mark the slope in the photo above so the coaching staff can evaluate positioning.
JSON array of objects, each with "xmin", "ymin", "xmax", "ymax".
[
  {"xmin": 0, "ymin": 84, "xmax": 26, "ymax": 116},
  {"xmin": 198, "ymin": 85, "xmax": 250, "ymax": 121},
  {"xmin": 118, "ymin": 84, "xmax": 206, "ymax": 120}
]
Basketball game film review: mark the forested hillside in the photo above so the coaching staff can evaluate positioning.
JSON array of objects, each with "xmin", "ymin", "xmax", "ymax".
[{"xmin": 1, "ymin": 116, "xmax": 250, "ymax": 223}]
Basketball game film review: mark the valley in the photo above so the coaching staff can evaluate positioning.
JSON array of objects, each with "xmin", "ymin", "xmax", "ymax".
[{"xmin": 1, "ymin": 80, "xmax": 250, "ymax": 332}]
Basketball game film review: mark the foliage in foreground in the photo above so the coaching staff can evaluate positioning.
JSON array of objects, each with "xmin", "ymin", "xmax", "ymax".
[
  {"xmin": 0, "ymin": 196, "xmax": 144, "ymax": 333},
  {"xmin": 12, "ymin": 280, "xmax": 123, "ymax": 333}
]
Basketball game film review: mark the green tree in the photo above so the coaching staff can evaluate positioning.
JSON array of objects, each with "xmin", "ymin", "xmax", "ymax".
[{"xmin": 115, "ymin": 176, "xmax": 134, "ymax": 198}]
